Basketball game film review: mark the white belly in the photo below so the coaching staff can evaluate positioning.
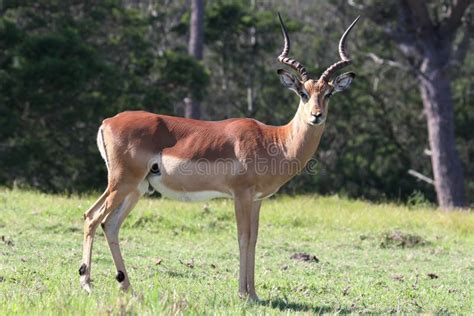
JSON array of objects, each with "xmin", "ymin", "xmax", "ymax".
[
  {"xmin": 147, "ymin": 174, "xmax": 232, "ymax": 202},
  {"xmin": 144, "ymin": 154, "xmax": 235, "ymax": 202}
]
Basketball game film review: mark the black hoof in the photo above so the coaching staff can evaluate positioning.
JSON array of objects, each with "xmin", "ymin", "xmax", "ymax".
[
  {"xmin": 116, "ymin": 270, "xmax": 125, "ymax": 283},
  {"xmin": 79, "ymin": 263, "xmax": 87, "ymax": 276}
]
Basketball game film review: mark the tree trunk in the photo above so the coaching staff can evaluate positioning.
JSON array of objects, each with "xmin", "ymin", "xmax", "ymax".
[
  {"xmin": 185, "ymin": 0, "xmax": 204, "ymax": 119},
  {"xmin": 418, "ymin": 58, "xmax": 466, "ymax": 209}
]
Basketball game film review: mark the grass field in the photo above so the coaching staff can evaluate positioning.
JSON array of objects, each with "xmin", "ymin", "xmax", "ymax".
[{"xmin": 0, "ymin": 189, "xmax": 473, "ymax": 314}]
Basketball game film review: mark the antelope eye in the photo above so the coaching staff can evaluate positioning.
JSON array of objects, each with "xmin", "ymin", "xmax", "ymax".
[
  {"xmin": 302, "ymin": 93, "xmax": 309, "ymax": 102},
  {"xmin": 299, "ymin": 90, "xmax": 309, "ymax": 102}
]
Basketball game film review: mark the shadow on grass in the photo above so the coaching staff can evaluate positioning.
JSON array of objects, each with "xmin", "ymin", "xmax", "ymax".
[{"xmin": 260, "ymin": 298, "xmax": 354, "ymax": 314}]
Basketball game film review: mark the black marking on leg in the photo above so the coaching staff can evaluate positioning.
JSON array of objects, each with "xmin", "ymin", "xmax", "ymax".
[
  {"xmin": 101, "ymin": 222, "xmax": 105, "ymax": 229},
  {"xmin": 116, "ymin": 270, "xmax": 125, "ymax": 283},
  {"xmin": 79, "ymin": 263, "xmax": 87, "ymax": 276}
]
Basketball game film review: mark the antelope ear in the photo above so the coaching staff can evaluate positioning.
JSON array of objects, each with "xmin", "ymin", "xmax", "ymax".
[
  {"xmin": 277, "ymin": 69, "xmax": 300, "ymax": 88},
  {"xmin": 277, "ymin": 69, "xmax": 308, "ymax": 100},
  {"xmin": 331, "ymin": 72, "xmax": 355, "ymax": 92}
]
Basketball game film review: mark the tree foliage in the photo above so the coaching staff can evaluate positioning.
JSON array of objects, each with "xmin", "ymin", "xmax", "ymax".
[
  {"xmin": 0, "ymin": 0, "xmax": 207, "ymax": 192},
  {"xmin": 0, "ymin": 0, "xmax": 472, "ymax": 205}
]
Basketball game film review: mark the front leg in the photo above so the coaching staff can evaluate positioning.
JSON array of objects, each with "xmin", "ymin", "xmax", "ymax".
[
  {"xmin": 234, "ymin": 189, "xmax": 261, "ymax": 300},
  {"xmin": 246, "ymin": 200, "xmax": 261, "ymax": 300}
]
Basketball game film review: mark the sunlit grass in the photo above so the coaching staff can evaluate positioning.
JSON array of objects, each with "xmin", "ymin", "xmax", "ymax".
[{"xmin": 0, "ymin": 189, "xmax": 473, "ymax": 314}]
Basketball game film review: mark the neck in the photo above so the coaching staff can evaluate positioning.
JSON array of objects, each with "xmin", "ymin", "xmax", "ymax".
[{"xmin": 282, "ymin": 103, "xmax": 326, "ymax": 166}]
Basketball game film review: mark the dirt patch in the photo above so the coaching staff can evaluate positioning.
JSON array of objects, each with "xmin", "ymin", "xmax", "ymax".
[
  {"xmin": 179, "ymin": 258, "xmax": 195, "ymax": 269},
  {"xmin": 391, "ymin": 274, "xmax": 405, "ymax": 282},
  {"xmin": 380, "ymin": 230, "xmax": 428, "ymax": 248},
  {"xmin": 342, "ymin": 286, "xmax": 351, "ymax": 296},
  {"xmin": 1, "ymin": 236, "xmax": 14, "ymax": 247},
  {"xmin": 290, "ymin": 252, "xmax": 319, "ymax": 263}
]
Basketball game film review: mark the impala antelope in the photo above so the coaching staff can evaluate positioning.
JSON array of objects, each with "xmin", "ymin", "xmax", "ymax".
[{"xmin": 79, "ymin": 13, "xmax": 360, "ymax": 300}]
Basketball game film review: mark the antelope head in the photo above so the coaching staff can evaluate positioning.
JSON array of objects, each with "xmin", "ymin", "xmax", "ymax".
[{"xmin": 277, "ymin": 13, "xmax": 360, "ymax": 126}]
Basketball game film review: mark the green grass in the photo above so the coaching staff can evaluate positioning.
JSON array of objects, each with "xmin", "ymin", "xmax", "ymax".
[{"xmin": 0, "ymin": 189, "xmax": 473, "ymax": 314}]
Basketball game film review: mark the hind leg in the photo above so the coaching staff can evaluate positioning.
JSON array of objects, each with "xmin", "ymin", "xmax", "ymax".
[
  {"xmin": 79, "ymin": 190, "xmax": 108, "ymax": 292},
  {"xmin": 80, "ymin": 184, "xmax": 137, "ymax": 293},
  {"xmin": 102, "ymin": 184, "xmax": 145, "ymax": 291}
]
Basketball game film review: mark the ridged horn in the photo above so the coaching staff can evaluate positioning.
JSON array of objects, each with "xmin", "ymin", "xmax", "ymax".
[
  {"xmin": 277, "ymin": 12, "xmax": 309, "ymax": 82},
  {"xmin": 320, "ymin": 16, "xmax": 360, "ymax": 82}
]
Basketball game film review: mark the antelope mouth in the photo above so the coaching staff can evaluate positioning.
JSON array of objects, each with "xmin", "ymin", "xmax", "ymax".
[{"xmin": 309, "ymin": 113, "xmax": 325, "ymax": 125}]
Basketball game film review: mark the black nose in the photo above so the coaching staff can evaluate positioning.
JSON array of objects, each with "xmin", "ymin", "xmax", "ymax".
[{"xmin": 309, "ymin": 112, "xmax": 324, "ymax": 125}]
